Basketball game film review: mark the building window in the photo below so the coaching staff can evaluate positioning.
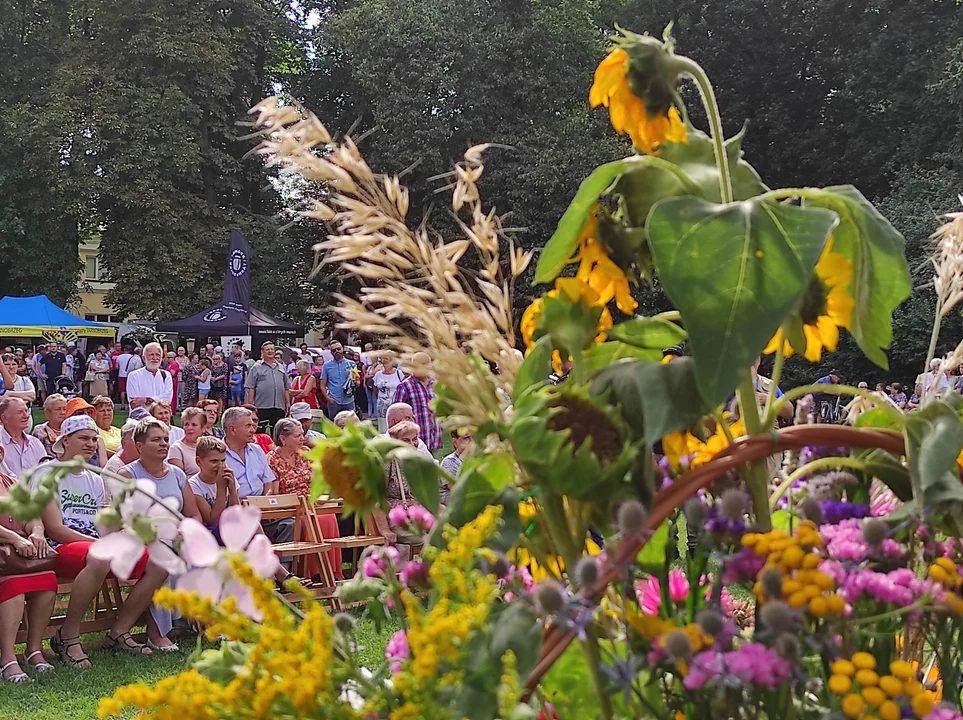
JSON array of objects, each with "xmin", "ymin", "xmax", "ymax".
[{"xmin": 84, "ymin": 257, "xmax": 100, "ymax": 281}]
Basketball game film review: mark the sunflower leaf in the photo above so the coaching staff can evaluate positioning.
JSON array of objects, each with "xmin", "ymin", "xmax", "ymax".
[
  {"xmin": 646, "ymin": 197, "xmax": 838, "ymax": 406},
  {"xmin": 606, "ymin": 315, "xmax": 686, "ymax": 349},
  {"xmin": 802, "ymin": 185, "xmax": 912, "ymax": 368},
  {"xmin": 513, "ymin": 335, "xmax": 553, "ymax": 402}
]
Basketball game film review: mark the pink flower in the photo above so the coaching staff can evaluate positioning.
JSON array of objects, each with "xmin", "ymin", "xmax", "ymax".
[
  {"xmin": 635, "ymin": 568, "xmax": 690, "ymax": 614},
  {"xmin": 407, "ymin": 505, "xmax": 436, "ymax": 532},
  {"xmin": 385, "ymin": 629, "xmax": 409, "ymax": 673},
  {"xmin": 388, "ymin": 506, "xmax": 408, "ymax": 527},
  {"xmin": 400, "ymin": 559, "xmax": 428, "ymax": 587},
  {"xmin": 175, "ymin": 506, "xmax": 280, "ymax": 620},
  {"xmin": 362, "ymin": 546, "xmax": 400, "ymax": 579}
]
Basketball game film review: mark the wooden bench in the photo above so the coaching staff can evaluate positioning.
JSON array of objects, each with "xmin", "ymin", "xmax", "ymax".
[{"xmin": 15, "ymin": 576, "xmax": 138, "ymax": 644}]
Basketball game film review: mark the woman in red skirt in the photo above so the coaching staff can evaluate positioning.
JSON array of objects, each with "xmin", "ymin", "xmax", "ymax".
[{"xmin": 0, "ymin": 447, "xmax": 56, "ymax": 683}]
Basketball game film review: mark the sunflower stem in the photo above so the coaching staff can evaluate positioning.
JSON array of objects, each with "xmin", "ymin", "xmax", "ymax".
[
  {"xmin": 771, "ymin": 383, "xmax": 905, "ymax": 427},
  {"xmin": 762, "ymin": 344, "xmax": 786, "ymax": 427},
  {"xmin": 678, "ymin": 56, "xmax": 732, "ymax": 204},
  {"xmin": 737, "ymin": 376, "xmax": 772, "ymax": 531}
]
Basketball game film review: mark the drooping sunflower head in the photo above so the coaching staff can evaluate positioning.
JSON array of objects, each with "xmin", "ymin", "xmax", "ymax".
[
  {"xmin": 521, "ymin": 277, "xmax": 614, "ymax": 365},
  {"xmin": 573, "ymin": 206, "xmax": 641, "ymax": 315},
  {"xmin": 764, "ymin": 237, "xmax": 855, "ymax": 362},
  {"xmin": 306, "ymin": 419, "xmax": 394, "ymax": 513},
  {"xmin": 589, "ymin": 32, "xmax": 687, "ymax": 154}
]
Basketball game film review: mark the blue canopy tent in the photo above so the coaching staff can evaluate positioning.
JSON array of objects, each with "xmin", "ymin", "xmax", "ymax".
[{"xmin": 0, "ymin": 295, "xmax": 115, "ymax": 338}]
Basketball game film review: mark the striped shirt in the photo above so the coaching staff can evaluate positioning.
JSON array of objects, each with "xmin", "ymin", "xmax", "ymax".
[{"xmin": 391, "ymin": 376, "xmax": 442, "ymax": 450}]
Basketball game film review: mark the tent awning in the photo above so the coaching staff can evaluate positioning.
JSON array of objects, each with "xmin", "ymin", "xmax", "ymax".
[
  {"xmin": 154, "ymin": 303, "xmax": 299, "ymax": 336},
  {"xmin": 0, "ymin": 295, "xmax": 115, "ymax": 337}
]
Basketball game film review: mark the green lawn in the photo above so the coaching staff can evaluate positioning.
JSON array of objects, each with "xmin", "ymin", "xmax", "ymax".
[{"xmin": 0, "ymin": 613, "xmax": 397, "ymax": 720}]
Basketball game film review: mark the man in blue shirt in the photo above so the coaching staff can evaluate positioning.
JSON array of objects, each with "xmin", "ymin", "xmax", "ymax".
[{"xmin": 319, "ymin": 341, "xmax": 357, "ymax": 420}]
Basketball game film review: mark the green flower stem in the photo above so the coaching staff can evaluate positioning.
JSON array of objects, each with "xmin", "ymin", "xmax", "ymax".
[
  {"xmin": 763, "ymin": 343, "xmax": 786, "ymax": 425},
  {"xmin": 849, "ymin": 600, "xmax": 928, "ymax": 627},
  {"xmin": 540, "ymin": 493, "xmax": 614, "ymax": 720},
  {"xmin": 737, "ymin": 376, "xmax": 773, "ymax": 531},
  {"xmin": 677, "ymin": 56, "xmax": 732, "ymax": 204},
  {"xmin": 768, "ymin": 456, "xmax": 869, "ymax": 510},
  {"xmin": 770, "ymin": 383, "xmax": 905, "ymax": 426}
]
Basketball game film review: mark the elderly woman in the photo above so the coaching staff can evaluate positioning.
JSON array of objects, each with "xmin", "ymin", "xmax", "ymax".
[
  {"xmin": 90, "ymin": 395, "xmax": 120, "ymax": 457},
  {"xmin": 289, "ymin": 360, "xmax": 318, "ymax": 411},
  {"xmin": 149, "ymin": 400, "xmax": 184, "ymax": 444},
  {"xmin": 167, "ymin": 406, "xmax": 207, "ymax": 476},
  {"xmin": 367, "ymin": 421, "xmax": 424, "ymax": 560},
  {"xmin": 0, "ymin": 443, "xmax": 56, "ymax": 683},
  {"xmin": 198, "ymin": 398, "xmax": 225, "ymax": 440},
  {"xmin": 31, "ymin": 393, "xmax": 67, "ymax": 457},
  {"xmin": 266, "ymin": 419, "xmax": 341, "ymax": 579},
  {"xmin": 87, "ymin": 349, "xmax": 111, "ymax": 398}
]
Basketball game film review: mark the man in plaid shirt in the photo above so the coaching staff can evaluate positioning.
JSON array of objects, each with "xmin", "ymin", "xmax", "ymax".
[{"xmin": 390, "ymin": 352, "xmax": 442, "ymax": 451}]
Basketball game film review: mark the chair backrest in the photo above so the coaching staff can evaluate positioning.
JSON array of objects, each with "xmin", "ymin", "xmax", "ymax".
[{"xmin": 243, "ymin": 493, "xmax": 300, "ymax": 511}]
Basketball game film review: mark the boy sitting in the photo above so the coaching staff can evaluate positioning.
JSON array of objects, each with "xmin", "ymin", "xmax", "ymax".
[{"xmin": 187, "ymin": 436, "xmax": 239, "ymax": 531}]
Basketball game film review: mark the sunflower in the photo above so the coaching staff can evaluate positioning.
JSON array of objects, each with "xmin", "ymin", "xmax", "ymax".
[
  {"xmin": 574, "ymin": 211, "xmax": 639, "ymax": 315},
  {"xmin": 589, "ymin": 47, "xmax": 686, "ymax": 154},
  {"xmin": 764, "ymin": 237, "xmax": 854, "ymax": 362},
  {"xmin": 521, "ymin": 278, "xmax": 614, "ymax": 354},
  {"xmin": 662, "ymin": 419, "xmax": 746, "ymax": 470},
  {"xmin": 509, "ymin": 538, "xmax": 602, "ymax": 583}
]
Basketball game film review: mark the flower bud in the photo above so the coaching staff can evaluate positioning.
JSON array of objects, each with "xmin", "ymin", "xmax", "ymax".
[
  {"xmin": 800, "ymin": 498, "xmax": 824, "ymax": 525},
  {"xmin": 96, "ymin": 506, "xmax": 124, "ymax": 531},
  {"xmin": 696, "ymin": 608, "xmax": 725, "ymax": 637},
  {"xmin": 334, "ymin": 612, "xmax": 357, "ymax": 635},
  {"xmin": 663, "ymin": 630, "xmax": 692, "ymax": 661},
  {"xmin": 862, "ymin": 518, "xmax": 888, "ymax": 546},
  {"xmin": 760, "ymin": 569, "xmax": 784, "ymax": 598},
  {"xmin": 617, "ymin": 500, "xmax": 647, "ymax": 537},
  {"xmin": 535, "ymin": 580, "xmax": 566, "ymax": 614},
  {"xmin": 574, "ymin": 556, "xmax": 600, "ymax": 588},
  {"xmin": 774, "ymin": 632, "xmax": 800, "ymax": 661},
  {"xmin": 760, "ymin": 600, "xmax": 793, "ymax": 634},
  {"xmin": 719, "ymin": 490, "xmax": 746, "ymax": 520},
  {"xmin": 683, "ymin": 498, "xmax": 706, "ymax": 527},
  {"xmin": 488, "ymin": 552, "xmax": 511, "ymax": 580}
]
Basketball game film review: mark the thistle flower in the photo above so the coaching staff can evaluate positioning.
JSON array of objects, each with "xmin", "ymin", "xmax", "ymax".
[{"xmin": 618, "ymin": 500, "xmax": 648, "ymax": 536}]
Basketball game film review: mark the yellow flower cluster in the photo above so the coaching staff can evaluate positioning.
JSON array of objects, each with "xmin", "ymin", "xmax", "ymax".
[
  {"xmin": 626, "ymin": 610, "xmax": 675, "ymax": 641},
  {"xmin": 497, "ymin": 650, "xmax": 521, "ymax": 716},
  {"xmin": 100, "ymin": 557, "xmax": 345, "ymax": 720},
  {"xmin": 662, "ymin": 420, "xmax": 746, "ymax": 470},
  {"xmin": 743, "ymin": 522, "xmax": 846, "ymax": 615},
  {"xmin": 928, "ymin": 558, "xmax": 963, "ymax": 614},
  {"xmin": 828, "ymin": 654, "xmax": 939, "ymax": 720},
  {"xmin": 574, "ymin": 210, "xmax": 638, "ymax": 315}
]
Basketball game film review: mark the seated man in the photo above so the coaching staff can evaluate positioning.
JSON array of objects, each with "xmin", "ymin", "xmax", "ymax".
[
  {"xmin": 289, "ymin": 402, "xmax": 324, "ymax": 445},
  {"xmin": 383, "ymin": 402, "xmax": 433, "ymax": 459},
  {"xmin": 38, "ymin": 416, "xmax": 168, "ymax": 667},
  {"xmin": 221, "ymin": 407, "xmax": 294, "ymax": 547}
]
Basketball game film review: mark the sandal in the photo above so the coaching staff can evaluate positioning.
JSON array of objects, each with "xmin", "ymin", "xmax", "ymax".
[
  {"xmin": 51, "ymin": 630, "xmax": 90, "ymax": 669},
  {"xmin": 103, "ymin": 631, "xmax": 151, "ymax": 656},
  {"xmin": 1, "ymin": 660, "xmax": 31, "ymax": 684},
  {"xmin": 147, "ymin": 639, "xmax": 180, "ymax": 653},
  {"xmin": 276, "ymin": 572, "xmax": 313, "ymax": 590},
  {"xmin": 24, "ymin": 650, "xmax": 54, "ymax": 674}
]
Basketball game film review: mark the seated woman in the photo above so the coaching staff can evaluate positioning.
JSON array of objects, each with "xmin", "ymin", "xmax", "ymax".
[
  {"xmin": 149, "ymin": 400, "xmax": 184, "ymax": 444},
  {"xmin": 40, "ymin": 416, "xmax": 169, "ymax": 667},
  {"xmin": 31, "ymin": 393, "xmax": 67, "ymax": 457},
  {"xmin": 198, "ymin": 398, "xmax": 225, "ymax": 440},
  {"xmin": 267, "ymin": 419, "xmax": 341, "ymax": 579},
  {"xmin": 370, "ymin": 420, "xmax": 424, "ymax": 561},
  {"xmin": 0, "ymin": 444, "xmax": 56, "ymax": 684},
  {"xmin": 118, "ymin": 418, "xmax": 200, "ymax": 651},
  {"xmin": 91, "ymin": 395, "xmax": 121, "ymax": 457},
  {"xmin": 167, "ymin": 406, "xmax": 207, "ymax": 477}
]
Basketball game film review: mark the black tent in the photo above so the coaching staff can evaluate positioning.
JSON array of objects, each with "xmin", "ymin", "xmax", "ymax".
[{"xmin": 155, "ymin": 230, "xmax": 300, "ymax": 341}]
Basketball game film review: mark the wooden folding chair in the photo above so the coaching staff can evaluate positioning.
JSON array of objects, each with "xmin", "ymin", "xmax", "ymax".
[
  {"xmin": 242, "ymin": 494, "xmax": 340, "ymax": 607},
  {"xmin": 314, "ymin": 499, "xmax": 385, "ymax": 577}
]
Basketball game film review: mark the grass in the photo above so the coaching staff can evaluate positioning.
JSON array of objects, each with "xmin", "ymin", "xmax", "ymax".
[{"xmin": 0, "ymin": 613, "xmax": 398, "ymax": 720}]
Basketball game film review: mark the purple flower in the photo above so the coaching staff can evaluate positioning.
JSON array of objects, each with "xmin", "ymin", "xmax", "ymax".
[
  {"xmin": 925, "ymin": 707, "xmax": 963, "ymax": 720},
  {"xmin": 681, "ymin": 644, "xmax": 791, "ymax": 691},
  {"xmin": 818, "ymin": 501, "xmax": 870, "ymax": 524},
  {"xmin": 385, "ymin": 629, "xmax": 409, "ymax": 673},
  {"xmin": 820, "ymin": 519, "xmax": 905, "ymax": 562},
  {"xmin": 388, "ymin": 505, "xmax": 409, "ymax": 527},
  {"xmin": 723, "ymin": 547, "xmax": 766, "ymax": 584}
]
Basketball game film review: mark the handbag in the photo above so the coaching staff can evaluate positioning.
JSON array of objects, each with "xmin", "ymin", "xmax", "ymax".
[
  {"xmin": 0, "ymin": 544, "xmax": 58, "ymax": 575},
  {"xmin": 84, "ymin": 368, "xmax": 98, "ymax": 382}
]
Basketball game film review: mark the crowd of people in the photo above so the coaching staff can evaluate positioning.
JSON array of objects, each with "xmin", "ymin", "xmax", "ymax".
[{"xmin": 0, "ymin": 336, "xmax": 475, "ymax": 683}]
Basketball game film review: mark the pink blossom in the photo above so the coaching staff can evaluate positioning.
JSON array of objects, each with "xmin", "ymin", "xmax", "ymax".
[
  {"xmin": 636, "ymin": 568, "xmax": 690, "ymax": 615},
  {"xmin": 400, "ymin": 559, "xmax": 428, "ymax": 587},
  {"xmin": 820, "ymin": 519, "xmax": 905, "ymax": 562},
  {"xmin": 925, "ymin": 707, "xmax": 963, "ymax": 720},
  {"xmin": 385, "ymin": 629, "xmax": 409, "ymax": 673},
  {"xmin": 682, "ymin": 644, "xmax": 790, "ymax": 691},
  {"xmin": 361, "ymin": 546, "xmax": 400, "ymax": 579},
  {"xmin": 407, "ymin": 505, "xmax": 436, "ymax": 531},
  {"xmin": 388, "ymin": 506, "xmax": 409, "ymax": 527}
]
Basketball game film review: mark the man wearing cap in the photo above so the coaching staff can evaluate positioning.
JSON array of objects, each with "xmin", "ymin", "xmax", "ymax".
[
  {"xmin": 390, "ymin": 352, "xmax": 442, "ymax": 452},
  {"xmin": 38, "ymin": 415, "xmax": 169, "ymax": 666},
  {"xmin": 126, "ymin": 342, "xmax": 173, "ymax": 409},
  {"xmin": 245, "ymin": 342, "xmax": 290, "ymax": 433},
  {"xmin": 289, "ymin": 402, "xmax": 324, "ymax": 445},
  {"xmin": 319, "ymin": 341, "xmax": 357, "ymax": 420},
  {"xmin": 0, "ymin": 397, "xmax": 46, "ymax": 477}
]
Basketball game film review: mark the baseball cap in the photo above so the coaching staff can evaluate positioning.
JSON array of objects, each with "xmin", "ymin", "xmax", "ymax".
[
  {"xmin": 290, "ymin": 402, "xmax": 313, "ymax": 421},
  {"xmin": 215, "ymin": 345, "xmax": 224, "ymax": 353},
  {"xmin": 52, "ymin": 415, "xmax": 98, "ymax": 455},
  {"xmin": 67, "ymin": 341, "xmax": 76, "ymax": 348},
  {"xmin": 130, "ymin": 406, "xmax": 151, "ymax": 421},
  {"xmin": 65, "ymin": 397, "xmax": 96, "ymax": 417}
]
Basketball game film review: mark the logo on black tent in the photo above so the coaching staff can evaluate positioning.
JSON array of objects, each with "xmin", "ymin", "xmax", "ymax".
[
  {"xmin": 229, "ymin": 249, "xmax": 248, "ymax": 277},
  {"xmin": 204, "ymin": 308, "xmax": 228, "ymax": 323}
]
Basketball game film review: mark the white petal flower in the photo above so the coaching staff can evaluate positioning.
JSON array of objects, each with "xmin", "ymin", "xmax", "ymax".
[
  {"xmin": 179, "ymin": 518, "xmax": 221, "ymax": 568},
  {"xmin": 89, "ymin": 529, "xmax": 146, "ymax": 580},
  {"xmin": 147, "ymin": 540, "xmax": 186, "ymax": 575},
  {"xmin": 220, "ymin": 506, "xmax": 261, "ymax": 551},
  {"xmin": 245, "ymin": 534, "xmax": 280, "ymax": 579}
]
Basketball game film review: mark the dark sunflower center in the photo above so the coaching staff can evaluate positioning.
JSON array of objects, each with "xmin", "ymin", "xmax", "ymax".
[
  {"xmin": 547, "ymin": 396, "xmax": 621, "ymax": 464},
  {"xmin": 798, "ymin": 275, "xmax": 830, "ymax": 325}
]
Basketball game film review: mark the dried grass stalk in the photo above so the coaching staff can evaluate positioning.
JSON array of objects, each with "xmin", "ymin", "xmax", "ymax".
[{"xmin": 251, "ymin": 97, "xmax": 531, "ymax": 430}]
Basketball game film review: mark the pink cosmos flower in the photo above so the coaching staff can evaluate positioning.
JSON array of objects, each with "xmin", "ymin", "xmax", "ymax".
[
  {"xmin": 175, "ymin": 506, "xmax": 280, "ymax": 620},
  {"xmin": 385, "ymin": 629, "xmax": 409, "ymax": 673}
]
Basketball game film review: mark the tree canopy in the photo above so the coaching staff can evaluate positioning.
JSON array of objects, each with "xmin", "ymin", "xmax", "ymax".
[{"xmin": 1, "ymin": 0, "xmax": 962, "ymax": 386}]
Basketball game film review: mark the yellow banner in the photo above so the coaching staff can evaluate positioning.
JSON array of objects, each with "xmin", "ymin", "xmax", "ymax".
[{"xmin": 0, "ymin": 326, "xmax": 116, "ymax": 338}]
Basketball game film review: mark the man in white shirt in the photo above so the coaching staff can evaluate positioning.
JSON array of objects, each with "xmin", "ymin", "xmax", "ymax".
[{"xmin": 126, "ymin": 342, "xmax": 173, "ymax": 409}]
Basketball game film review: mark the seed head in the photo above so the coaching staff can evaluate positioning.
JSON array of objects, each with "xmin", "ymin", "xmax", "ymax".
[
  {"xmin": 760, "ymin": 600, "xmax": 793, "ymax": 634},
  {"xmin": 664, "ymin": 630, "xmax": 692, "ymax": 661},
  {"xmin": 761, "ymin": 568, "xmax": 784, "ymax": 598},
  {"xmin": 574, "ymin": 556, "xmax": 600, "ymax": 588},
  {"xmin": 696, "ymin": 608, "xmax": 725, "ymax": 637},
  {"xmin": 334, "ymin": 613, "xmax": 357, "ymax": 635},
  {"xmin": 535, "ymin": 580, "xmax": 566, "ymax": 614},
  {"xmin": 862, "ymin": 518, "xmax": 889, "ymax": 546},
  {"xmin": 800, "ymin": 498, "xmax": 824, "ymax": 525},
  {"xmin": 774, "ymin": 632, "xmax": 800, "ymax": 661},
  {"xmin": 618, "ymin": 500, "xmax": 648, "ymax": 537},
  {"xmin": 683, "ymin": 498, "xmax": 707, "ymax": 527},
  {"xmin": 719, "ymin": 490, "xmax": 746, "ymax": 520}
]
